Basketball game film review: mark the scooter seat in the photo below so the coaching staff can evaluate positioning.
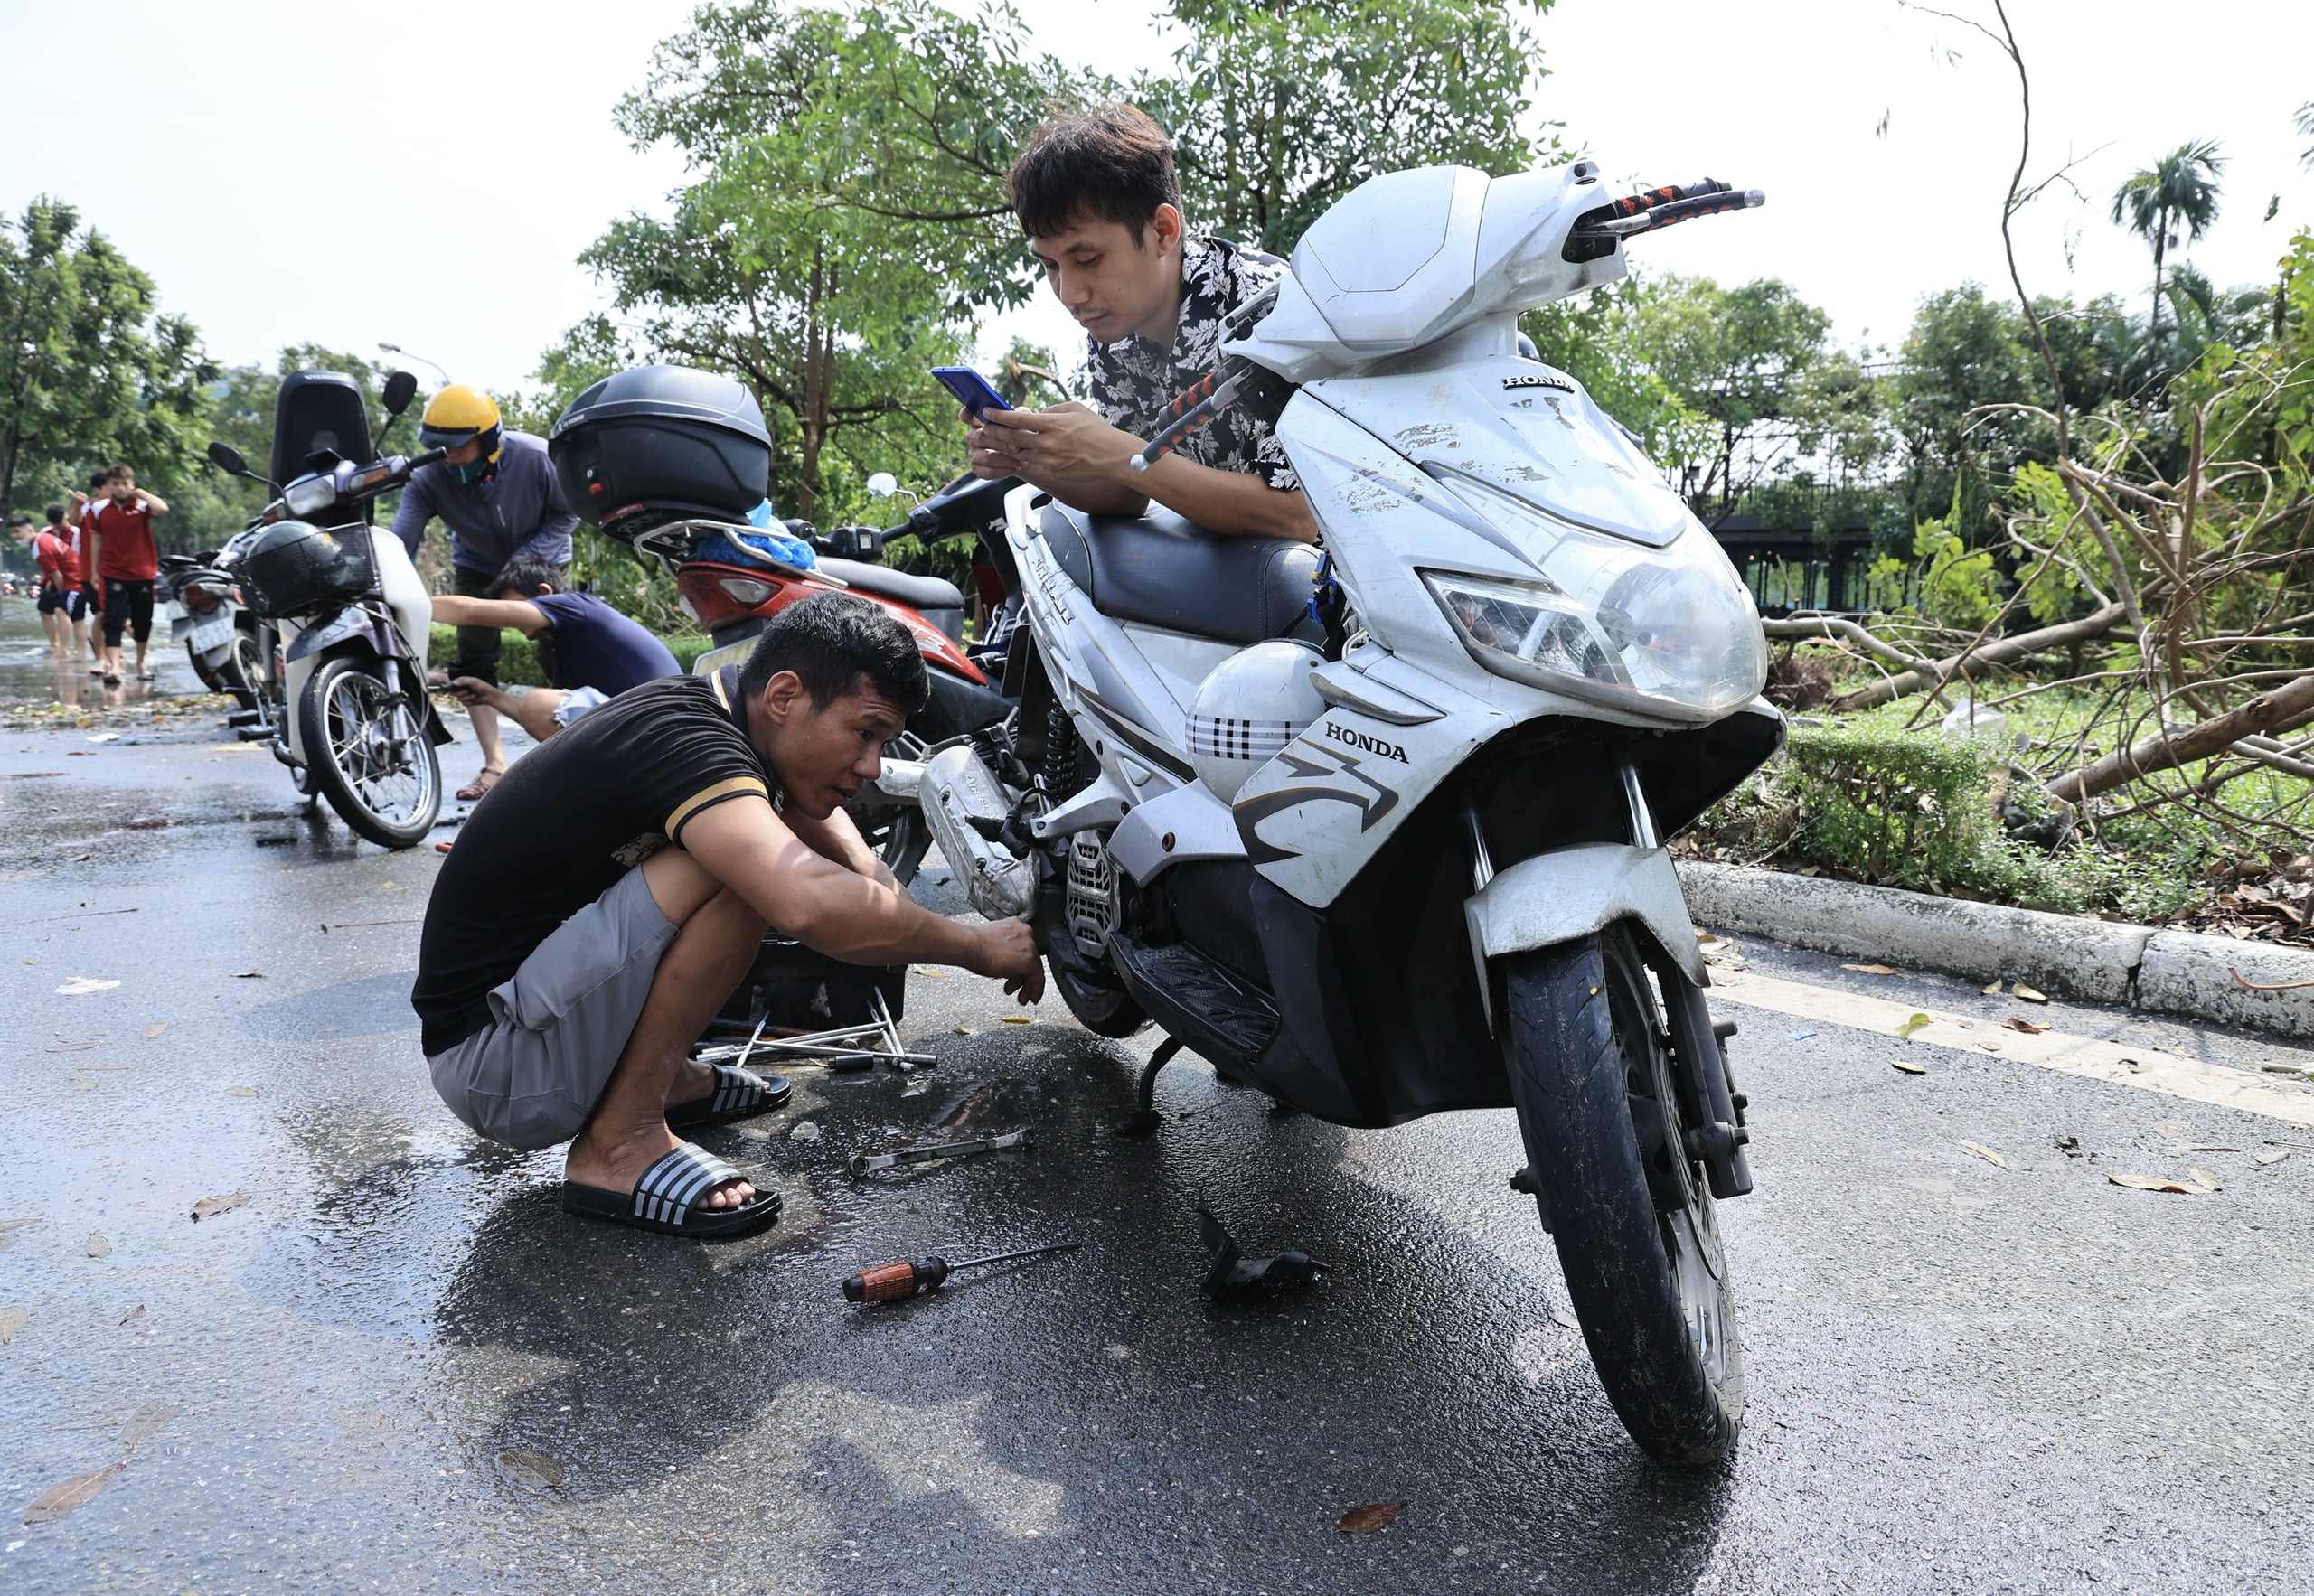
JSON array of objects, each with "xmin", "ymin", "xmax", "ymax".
[
  {"xmin": 1038, "ymin": 502, "xmax": 1322, "ymax": 646},
  {"xmin": 817, "ymin": 558, "xmax": 964, "ymax": 615}
]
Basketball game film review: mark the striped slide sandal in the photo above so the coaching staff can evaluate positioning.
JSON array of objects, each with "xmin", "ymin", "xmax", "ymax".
[
  {"xmin": 561, "ymin": 1141, "xmax": 782, "ymax": 1239},
  {"xmin": 667, "ymin": 1063, "xmax": 793, "ymax": 1130}
]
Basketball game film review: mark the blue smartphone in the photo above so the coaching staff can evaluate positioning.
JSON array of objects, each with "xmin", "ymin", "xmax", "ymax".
[{"xmin": 932, "ymin": 366, "xmax": 1012, "ymax": 417}]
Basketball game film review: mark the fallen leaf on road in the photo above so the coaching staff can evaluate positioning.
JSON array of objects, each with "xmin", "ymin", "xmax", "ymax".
[
  {"xmin": 1895, "ymin": 1012, "xmax": 1932, "ymax": 1041},
  {"xmin": 1982, "ymin": 981, "xmax": 2008, "ymax": 995},
  {"xmin": 85, "ymin": 733, "xmax": 119, "ymax": 744},
  {"xmin": 1959, "ymin": 1141, "xmax": 2008, "ymax": 1169},
  {"xmin": 1890, "ymin": 1058, "xmax": 1927, "ymax": 1075},
  {"xmin": 53, "ymin": 976, "xmax": 119, "ymax": 996},
  {"xmin": 2055, "ymin": 1135, "xmax": 2083, "ymax": 1157},
  {"xmin": 2001, "ymin": 1018, "xmax": 2049, "ymax": 1034},
  {"xmin": 0, "ymin": 1219, "xmax": 36, "ymax": 1234},
  {"xmin": 43, "ymin": 1039, "xmax": 104, "ymax": 1052},
  {"xmin": 143, "ymin": 1024, "xmax": 166, "ymax": 1038},
  {"xmin": 1548, "ymin": 1306, "xmax": 1580, "ymax": 1331},
  {"xmin": 1334, "ymin": 1501, "xmax": 1406, "ymax": 1535},
  {"xmin": 1788, "ymin": 1029, "xmax": 1818, "ymax": 1041},
  {"xmin": 121, "ymin": 1400, "xmax": 183, "ymax": 1450},
  {"xmin": 222, "ymin": 1087, "xmax": 259, "ymax": 1098},
  {"xmin": 0, "ymin": 1306, "xmax": 26, "ymax": 1343},
  {"xmin": 2189, "ymin": 1165, "xmax": 2224, "ymax": 1191},
  {"xmin": 1844, "ymin": 963, "xmax": 1899, "ymax": 976},
  {"xmin": 912, "ymin": 968, "xmax": 949, "ymax": 979},
  {"xmin": 189, "ymin": 1190, "xmax": 249, "ymax": 1222},
  {"xmin": 951, "ymin": 1027, "xmax": 973, "ymax": 1036},
  {"xmin": 21, "ymin": 1464, "xmax": 118, "ymax": 1523},
  {"xmin": 2187, "ymin": 1144, "xmax": 2240, "ymax": 1152},
  {"xmin": 230, "ymin": 970, "xmax": 264, "ymax": 980},
  {"xmin": 1002, "ymin": 1015, "xmax": 1031, "ymax": 1026},
  {"xmin": 1977, "ymin": 1041, "xmax": 2003, "ymax": 1053},
  {"xmin": 788, "ymin": 1121, "xmax": 821, "ymax": 1142},
  {"xmin": 2013, "ymin": 983, "xmax": 2049, "ymax": 1004},
  {"xmin": 118, "ymin": 1305, "xmax": 144, "ymax": 1327},
  {"xmin": 83, "ymin": 1233, "xmax": 110, "ymax": 1258},
  {"xmin": 2108, "ymin": 1173, "xmax": 2206, "ymax": 1194},
  {"xmin": 497, "ymin": 1449, "xmax": 564, "ymax": 1492}
]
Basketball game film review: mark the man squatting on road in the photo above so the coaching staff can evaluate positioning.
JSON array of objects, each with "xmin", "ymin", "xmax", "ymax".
[{"xmin": 410, "ymin": 592, "xmax": 1044, "ymax": 1238}]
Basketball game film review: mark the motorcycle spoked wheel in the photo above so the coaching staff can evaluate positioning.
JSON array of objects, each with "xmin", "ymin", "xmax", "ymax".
[
  {"xmin": 222, "ymin": 629, "xmax": 265, "ymax": 709},
  {"xmin": 1502, "ymin": 921, "xmax": 1745, "ymax": 1465},
  {"xmin": 296, "ymin": 656, "xmax": 442, "ymax": 850}
]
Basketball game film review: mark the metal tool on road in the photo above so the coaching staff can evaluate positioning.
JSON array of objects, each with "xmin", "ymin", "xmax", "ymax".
[
  {"xmin": 692, "ymin": 990, "xmax": 936, "ymax": 1073},
  {"xmin": 842, "ymin": 1241, "xmax": 1081, "ymax": 1302},
  {"xmin": 848, "ymin": 1127, "xmax": 1033, "ymax": 1177}
]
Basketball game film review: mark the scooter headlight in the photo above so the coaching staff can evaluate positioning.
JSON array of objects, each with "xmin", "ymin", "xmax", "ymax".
[
  {"xmin": 283, "ymin": 475, "xmax": 338, "ymax": 517},
  {"xmin": 1424, "ymin": 476, "xmax": 1766, "ymax": 720}
]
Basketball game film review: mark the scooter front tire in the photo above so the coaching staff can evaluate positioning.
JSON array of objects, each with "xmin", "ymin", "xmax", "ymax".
[
  {"xmin": 297, "ymin": 655, "xmax": 442, "ymax": 850},
  {"xmin": 1502, "ymin": 923, "xmax": 1745, "ymax": 1465}
]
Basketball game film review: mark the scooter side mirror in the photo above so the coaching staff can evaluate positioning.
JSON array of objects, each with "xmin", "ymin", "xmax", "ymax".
[
  {"xmin": 381, "ymin": 371, "xmax": 419, "ymax": 418},
  {"xmin": 865, "ymin": 472, "xmax": 899, "ymax": 499},
  {"xmin": 207, "ymin": 441, "xmax": 249, "ymax": 475}
]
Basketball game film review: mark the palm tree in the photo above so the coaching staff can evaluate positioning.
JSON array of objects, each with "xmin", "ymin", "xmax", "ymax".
[{"xmin": 2110, "ymin": 140, "xmax": 2225, "ymax": 341}]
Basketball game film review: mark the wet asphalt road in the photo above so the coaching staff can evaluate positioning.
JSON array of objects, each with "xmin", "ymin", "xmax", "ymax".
[{"xmin": 4, "ymin": 638, "xmax": 2314, "ymax": 1592}]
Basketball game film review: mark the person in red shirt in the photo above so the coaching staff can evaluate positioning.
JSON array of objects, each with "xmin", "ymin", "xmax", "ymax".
[
  {"xmin": 14, "ymin": 505, "xmax": 90, "ymax": 663},
  {"xmin": 85, "ymin": 463, "xmax": 169, "ymax": 685},
  {"xmin": 68, "ymin": 472, "xmax": 107, "ymax": 670}
]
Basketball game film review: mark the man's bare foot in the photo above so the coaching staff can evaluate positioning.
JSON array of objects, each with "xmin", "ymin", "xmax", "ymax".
[
  {"xmin": 565, "ymin": 1119, "xmax": 756, "ymax": 1210},
  {"xmin": 664, "ymin": 1057, "xmax": 719, "ymax": 1110}
]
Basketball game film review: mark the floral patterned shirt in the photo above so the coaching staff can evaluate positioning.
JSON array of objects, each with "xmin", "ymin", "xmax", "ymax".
[{"xmin": 1084, "ymin": 235, "xmax": 1298, "ymax": 493}]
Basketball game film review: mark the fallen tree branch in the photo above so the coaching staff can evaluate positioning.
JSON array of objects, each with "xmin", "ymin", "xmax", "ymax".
[
  {"xmin": 1760, "ymin": 615, "xmax": 1934, "ymax": 671},
  {"xmin": 2047, "ymin": 671, "xmax": 2314, "ymax": 803},
  {"xmin": 1830, "ymin": 602, "xmax": 2129, "ymax": 712}
]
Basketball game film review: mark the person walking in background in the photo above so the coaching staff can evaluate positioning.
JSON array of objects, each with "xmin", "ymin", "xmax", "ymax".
[
  {"xmin": 390, "ymin": 385, "xmax": 578, "ymax": 802},
  {"xmin": 14, "ymin": 506, "xmax": 90, "ymax": 664},
  {"xmin": 428, "ymin": 559, "xmax": 681, "ymax": 747},
  {"xmin": 68, "ymin": 472, "xmax": 108, "ymax": 670},
  {"xmin": 84, "ymin": 464, "xmax": 167, "ymax": 686}
]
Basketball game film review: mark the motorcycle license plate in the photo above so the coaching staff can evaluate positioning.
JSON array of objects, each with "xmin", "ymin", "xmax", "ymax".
[{"xmin": 189, "ymin": 615, "xmax": 236, "ymax": 653}]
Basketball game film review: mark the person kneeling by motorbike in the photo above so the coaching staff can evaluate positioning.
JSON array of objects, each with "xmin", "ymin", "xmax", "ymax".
[
  {"xmin": 410, "ymin": 592, "xmax": 1044, "ymax": 1238},
  {"xmin": 427, "ymin": 560, "xmax": 680, "ymax": 746}
]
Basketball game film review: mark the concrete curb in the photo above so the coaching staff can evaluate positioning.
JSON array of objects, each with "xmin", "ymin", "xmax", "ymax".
[{"xmin": 1676, "ymin": 861, "xmax": 2314, "ymax": 1038}]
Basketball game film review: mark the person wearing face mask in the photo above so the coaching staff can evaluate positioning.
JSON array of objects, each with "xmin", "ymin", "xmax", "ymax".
[{"xmin": 391, "ymin": 384, "xmax": 579, "ymax": 799}]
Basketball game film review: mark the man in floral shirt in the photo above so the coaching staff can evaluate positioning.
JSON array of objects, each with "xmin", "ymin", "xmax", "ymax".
[{"xmin": 966, "ymin": 106, "xmax": 1314, "ymax": 542}]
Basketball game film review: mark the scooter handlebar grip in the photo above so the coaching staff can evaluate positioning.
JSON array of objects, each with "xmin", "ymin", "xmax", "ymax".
[{"xmin": 844, "ymin": 1262, "xmax": 922, "ymax": 1302}]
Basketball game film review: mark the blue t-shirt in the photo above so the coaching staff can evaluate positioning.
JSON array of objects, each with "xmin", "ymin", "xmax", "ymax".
[{"xmin": 530, "ymin": 593, "xmax": 681, "ymax": 696}]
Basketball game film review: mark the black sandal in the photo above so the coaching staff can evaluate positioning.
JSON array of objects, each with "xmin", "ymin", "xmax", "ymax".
[
  {"xmin": 561, "ymin": 1141, "xmax": 782, "ymax": 1238},
  {"xmin": 666, "ymin": 1064, "xmax": 792, "ymax": 1130}
]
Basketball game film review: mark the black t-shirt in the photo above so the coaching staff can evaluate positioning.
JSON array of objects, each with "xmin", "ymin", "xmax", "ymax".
[{"xmin": 411, "ymin": 669, "xmax": 770, "ymax": 1055}]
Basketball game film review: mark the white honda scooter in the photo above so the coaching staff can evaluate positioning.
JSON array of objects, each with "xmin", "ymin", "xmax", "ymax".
[{"xmin": 917, "ymin": 163, "xmax": 1780, "ymax": 1463}]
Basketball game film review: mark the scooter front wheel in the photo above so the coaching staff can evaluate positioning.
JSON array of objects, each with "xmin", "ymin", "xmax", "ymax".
[
  {"xmin": 1502, "ymin": 922, "xmax": 1745, "ymax": 1465},
  {"xmin": 297, "ymin": 655, "xmax": 442, "ymax": 850}
]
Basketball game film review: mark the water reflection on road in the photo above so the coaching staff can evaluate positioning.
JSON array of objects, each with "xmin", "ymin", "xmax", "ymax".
[{"xmin": 0, "ymin": 606, "xmax": 205, "ymax": 709}]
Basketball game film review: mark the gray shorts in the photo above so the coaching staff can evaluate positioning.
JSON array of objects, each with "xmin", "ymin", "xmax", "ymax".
[{"xmin": 427, "ymin": 864, "xmax": 682, "ymax": 1150}]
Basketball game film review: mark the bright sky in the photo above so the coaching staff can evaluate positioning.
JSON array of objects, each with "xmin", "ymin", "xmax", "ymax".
[{"xmin": 3, "ymin": 0, "xmax": 2307, "ymax": 399}]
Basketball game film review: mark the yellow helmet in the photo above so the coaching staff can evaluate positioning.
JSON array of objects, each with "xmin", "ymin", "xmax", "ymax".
[{"xmin": 419, "ymin": 384, "xmax": 504, "ymax": 477}]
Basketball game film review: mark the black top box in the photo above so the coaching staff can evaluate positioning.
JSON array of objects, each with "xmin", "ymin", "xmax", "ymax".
[{"xmin": 549, "ymin": 365, "xmax": 773, "ymax": 535}]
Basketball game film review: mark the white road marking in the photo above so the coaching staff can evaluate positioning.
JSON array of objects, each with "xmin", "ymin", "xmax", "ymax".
[{"xmin": 1710, "ymin": 968, "xmax": 2314, "ymax": 1128}]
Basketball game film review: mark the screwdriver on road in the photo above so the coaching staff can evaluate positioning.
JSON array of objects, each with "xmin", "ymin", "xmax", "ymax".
[{"xmin": 841, "ymin": 1241, "xmax": 1081, "ymax": 1302}]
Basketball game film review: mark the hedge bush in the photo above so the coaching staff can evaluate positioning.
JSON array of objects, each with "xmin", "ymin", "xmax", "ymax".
[{"xmin": 1783, "ymin": 723, "xmax": 1996, "ymax": 891}]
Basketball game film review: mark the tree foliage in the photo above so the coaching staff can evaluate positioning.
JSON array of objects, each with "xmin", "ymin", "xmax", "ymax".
[
  {"xmin": 1139, "ymin": 0, "xmax": 1556, "ymax": 252},
  {"xmin": 580, "ymin": 0, "xmax": 1085, "ymax": 522},
  {"xmin": 0, "ymin": 197, "xmax": 215, "ymax": 523}
]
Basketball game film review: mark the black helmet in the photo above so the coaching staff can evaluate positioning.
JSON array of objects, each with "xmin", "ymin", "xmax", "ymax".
[{"xmin": 232, "ymin": 519, "xmax": 375, "ymax": 617}]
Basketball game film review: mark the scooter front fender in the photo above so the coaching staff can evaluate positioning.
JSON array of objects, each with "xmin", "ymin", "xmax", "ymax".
[{"xmin": 1465, "ymin": 841, "xmax": 1706, "ymax": 990}]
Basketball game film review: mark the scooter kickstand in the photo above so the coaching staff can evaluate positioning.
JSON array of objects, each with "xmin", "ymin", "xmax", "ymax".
[{"xmin": 1116, "ymin": 1037, "xmax": 1184, "ymax": 1137}]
